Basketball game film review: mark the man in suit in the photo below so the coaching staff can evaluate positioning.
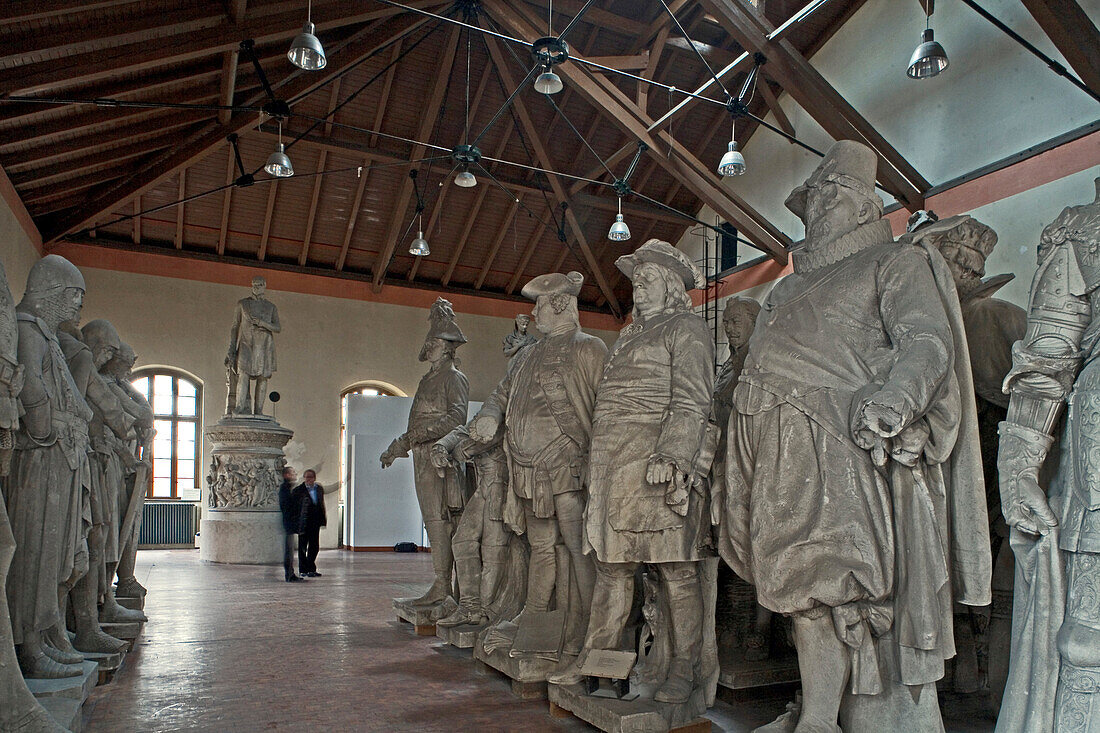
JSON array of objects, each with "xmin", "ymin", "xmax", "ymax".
[
  {"xmin": 278, "ymin": 466, "xmax": 308, "ymax": 583},
  {"xmin": 298, "ymin": 469, "xmax": 326, "ymax": 577}
]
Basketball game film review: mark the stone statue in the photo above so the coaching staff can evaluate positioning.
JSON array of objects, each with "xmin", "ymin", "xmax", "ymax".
[
  {"xmin": 549, "ymin": 240, "xmax": 716, "ymax": 712},
  {"xmin": 6, "ymin": 255, "xmax": 94, "ymax": 680},
  {"xmin": 433, "ymin": 328, "xmax": 535, "ymax": 629},
  {"xmin": 469, "ymin": 272, "xmax": 606, "ymax": 663},
  {"xmin": 381, "ymin": 298, "xmax": 469, "ymax": 607},
  {"xmin": 718, "ymin": 141, "xmax": 991, "ymax": 732},
  {"xmin": 0, "ymin": 256, "xmax": 63, "ymax": 732},
  {"xmin": 105, "ymin": 342, "xmax": 154, "ymax": 601},
  {"xmin": 905, "ymin": 213, "xmax": 1027, "ymax": 708},
  {"xmin": 996, "ymin": 178, "xmax": 1100, "ymax": 733},
  {"xmin": 225, "ymin": 276, "xmax": 281, "ymax": 416},
  {"xmin": 57, "ymin": 319, "xmax": 135, "ymax": 657}
]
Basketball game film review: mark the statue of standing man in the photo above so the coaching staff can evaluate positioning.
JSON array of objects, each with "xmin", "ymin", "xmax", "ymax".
[{"xmin": 226, "ymin": 276, "xmax": 280, "ymax": 416}]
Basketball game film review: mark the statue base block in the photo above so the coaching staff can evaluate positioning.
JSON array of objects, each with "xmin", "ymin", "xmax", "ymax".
[
  {"xmin": 393, "ymin": 596, "xmax": 457, "ymax": 636},
  {"xmin": 39, "ymin": 696, "xmax": 83, "ymax": 732},
  {"xmin": 436, "ymin": 621, "xmax": 484, "ymax": 649},
  {"xmin": 716, "ymin": 648, "xmax": 800, "ymax": 690},
  {"xmin": 116, "ymin": 595, "xmax": 144, "ymax": 611},
  {"xmin": 199, "ymin": 509, "xmax": 284, "ymax": 565},
  {"xmin": 473, "ymin": 642, "xmax": 558, "ymax": 699},
  {"xmin": 548, "ymin": 682, "xmax": 710, "ymax": 733},
  {"xmin": 25, "ymin": 660, "xmax": 98, "ymax": 701}
]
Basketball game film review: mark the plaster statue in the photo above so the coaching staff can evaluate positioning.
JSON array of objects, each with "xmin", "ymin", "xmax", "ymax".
[
  {"xmin": 0, "ymin": 257, "xmax": 63, "ymax": 732},
  {"xmin": 470, "ymin": 272, "xmax": 607, "ymax": 661},
  {"xmin": 381, "ymin": 298, "xmax": 469, "ymax": 607},
  {"xmin": 225, "ymin": 276, "xmax": 281, "ymax": 416},
  {"xmin": 718, "ymin": 141, "xmax": 991, "ymax": 732},
  {"xmin": 996, "ymin": 178, "xmax": 1100, "ymax": 733},
  {"xmin": 6, "ymin": 255, "xmax": 94, "ymax": 680},
  {"xmin": 105, "ymin": 342, "xmax": 154, "ymax": 601},
  {"xmin": 548, "ymin": 240, "xmax": 717, "ymax": 710},
  {"xmin": 57, "ymin": 320, "xmax": 134, "ymax": 657},
  {"xmin": 906, "ymin": 213, "xmax": 1027, "ymax": 707},
  {"xmin": 433, "ymin": 326, "xmax": 535, "ymax": 628}
]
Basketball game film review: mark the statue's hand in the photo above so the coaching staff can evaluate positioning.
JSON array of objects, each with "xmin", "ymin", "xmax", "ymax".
[
  {"xmin": 225, "ymin": 353, "xmax": 235, "ymax": 369},
  {"xmin": 664, "ymin": 471, "xmax": 690, "ymax": 516},
  {"xmin": 998, "ymin": 423, "xmax": 1058, "ymax": 537},
  {"xmin": 470, "ymin": 415, "xmax": 499, "ymax": 443},
  {"xmin": 429, "ymin": 445, "xmax": 451, "ymax": 469},
  {"xmin": 646, "ymin": 455, "xmax": 677, "ymax": 485},
  {"xmin": 855, "ymin": 399, "xmax": 906, "ymax": 440},
  {"xmin": 1003, "ymin": 473, "xmax": 1058, "ymax": 537}
]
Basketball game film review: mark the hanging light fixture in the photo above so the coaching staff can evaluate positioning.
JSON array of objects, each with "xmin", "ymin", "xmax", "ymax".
[
  {"xmin": 288, "ymin": 0, "xmax": 327, "ymax": 71},
  {"xmin": 608, "ymin": 197, "xmax": 631, "ymax": 241},
  {"xmin": 264, "ymin": 121, "xmax": 294, "ymax": 177},
  {"xmin": 718, "ymin": 120, "xmax": 746, "ymax": 177},
  {"xmin": 409, "ymin": 213, "xmax": 430, "ymax": 256},
  {"xmin": 907, "ymin": 3, "xmax": 948, "ymax": 79},
  {"xmin": 454, "ymin": 166, "xmax": 477, "ymax": 188},
  {"xmin": 534, "ymin": 65, "xmax": 564, "ymax": 95}
]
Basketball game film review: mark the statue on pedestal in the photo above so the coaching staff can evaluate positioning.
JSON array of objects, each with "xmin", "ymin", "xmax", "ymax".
[
  {"xmin": 996, "ymin": 178, "xmax": 1100, "ymax": 733},
  {"xmin": 549, "ymin": 241, "xmax": 716, "ymax": 711},
  {"xmin": 433, "ymin": 319, "xmax": 537, "ymax": 629},
  {"xmin": 470, "ymin": 272, "xmax": 606, "ymax": 663},
  {"xmin": 718, "ymin": 141, "xmax": 990, "ymax": 731},
  {"xmin": 6, "ymin": 255, "xmax": 94, "ymax": 680},
  {"xmin": 381, "ymin": 298, "xmax": 469, "ymax": 607},
  {"xmin": 905, "ymin": 213, "xmax": 1026, "ymax": 708},
  {"xmin": 225, "ymin": 276, "xmax": 280, "ymax": 416}
]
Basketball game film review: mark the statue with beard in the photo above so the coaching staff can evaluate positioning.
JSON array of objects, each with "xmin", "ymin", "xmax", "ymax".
[
  {"xmin": 5, "ymin": 255, "xmax": 94, "ymax": 680},
  {"xmin": 225, "ymin": 276, "xmax": 280, "ymax": 416},
  {"xmin": 719, "ymin": 141, "xmax": 990, "ymax": 731},
  {"xmin": 381, "ymin": 299, "xmax": 469, "ymax": 607}
]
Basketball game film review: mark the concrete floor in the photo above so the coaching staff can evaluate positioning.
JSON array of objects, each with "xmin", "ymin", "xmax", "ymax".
[{"xmin": 81, "ymin": 550, "xmax": 998, "ymax": 732}]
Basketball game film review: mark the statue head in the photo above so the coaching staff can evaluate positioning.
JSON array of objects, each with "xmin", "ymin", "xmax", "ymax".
[
  {"xmin": 420, "ymin": 298, "xmax": 465, "ymax": 363},
  {"xmin": 722, "ymin": 296, "xmax": 761, "ymax": 351},
  {"xmin": 522, "ymin": 272, "xmax": 583, "ymax": 335},
  {"xmin": 20, "ymin": 255, "xmax": 85, "ymax": 330},
  {"xmin": 251, "ymin": 276, "xmax": 266, "ymax": 298},
  {"xmin": 907, "ymin": 214, "xmax": 997, "ymax": 297},
  {"xmin": 502, "ymin": 314, "xmax": 537, "ymax": 358},
  {"xmin": 615, "ymin": 239, "xmax": 701, "ymax": 322},
  {"xmin": 515, "ymin": 314, "xmax": 531, "ymax": 334},
  {"xmin": 81, "ymin": 319, "xmax": 121, "ymax": 370},
  {"xmin": 786, "ymin": 141, "xmax": 883, "ymax": 250}
]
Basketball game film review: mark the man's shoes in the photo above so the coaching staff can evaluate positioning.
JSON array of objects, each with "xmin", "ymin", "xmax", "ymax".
[
  {"xmin": 305, "ymin": 571, "xmax": 322, "ymax": 577},
  {"xmin": 286, "ymin": 575, "xmax": 307, "ymax": 582}
]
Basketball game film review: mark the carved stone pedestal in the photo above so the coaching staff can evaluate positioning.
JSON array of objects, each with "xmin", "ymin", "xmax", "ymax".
[
  {"xmin": 549, "ymin": 682, "xmax": 711, "ymax": 733},
  {"xmin": 473, "ymin": 641, "xmax": 557, "ymax": 700},
  {"xmin": 199, "ymin": 415, "xmax": 292, "ymax": 565},
  {"xmin": 436, "ymin": 621, "xmax": 484, "ymax": 649},
  {"xmin": 393, "ymin": 596, "xmax": 456, "ymax": 636}
]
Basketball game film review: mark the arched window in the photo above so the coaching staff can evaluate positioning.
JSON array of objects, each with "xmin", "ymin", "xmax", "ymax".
[
  {"xmin": 131, "ymin": 369, "xmax": 203, "ymax": 501},
  {"xmin": 340, "ymin": 381, "xmax": 405, "ymax": 489}
]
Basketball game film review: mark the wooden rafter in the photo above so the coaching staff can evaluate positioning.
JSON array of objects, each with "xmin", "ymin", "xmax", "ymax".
[
  {"xmin": 638, "ymin": 24, "xmax": 672, "ymax": 113},
  {"xmin": 482, "ymin": 34, "xmax": 623, "ymax": 316},
  {"xmin": 11, "ymin": 137, "xmax": 177, "ymax": 191},
  {"xmin": 175, "ymin": 170, "xmax": 186, "ymax": 249},
  {"xmin": 1020, "ymin": 0, "xmax": 1100, "ymax": 93},
  {"xmin": 475, "ymin": 198, "xmax": 520, "ymax": 289},
  {"xmin": 371, "ymin": 41, "xmax": 403, "ymax": 147},
  {"xmin": 486, "ymin": 0, "xmax": 789, "ymax": 264},
  {"xmin": 370, "ymin": 26, "xmax": 461, "ymax": 289},
  {"xmin": 43, "ymin": 15, "xmax": 433, "ymax": 244},
  {"xmin": 132, "ymin": 197, "xmax": 141, "ymax": 244},
  {"xmin": 257, "ymin": 181, "xmax": 279, "ymax": 261},
  {"xmin": 755, "ymin": 76, "xmax": 795, "ymax": 138},
  {"xmin": 298, "ymin": 150, "xmax": 328, "ymax": 267},
  {"xmin": 336, "ymin": 159, "xmax": 371, "ymax": 271},
  {"xmin": 217, "ymin": 149, "xmax": 236, "ymax": 255},
  {"xmin": 698, "ymin": 0, "xmax": 929, "ymax": 210},
  {"xmin": 506, "ymin": 221, "xmax": 551, "ymax": 294}
]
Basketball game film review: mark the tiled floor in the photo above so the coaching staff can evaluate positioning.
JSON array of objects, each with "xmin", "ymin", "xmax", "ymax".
[{"xmin": 81, "ymin": 550, "xmax": 997, "ymax": 732}]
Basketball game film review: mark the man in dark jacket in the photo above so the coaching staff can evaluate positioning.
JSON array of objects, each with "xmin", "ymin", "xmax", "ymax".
[
  {"xmin": 278, "ymin": 466, "xmax": 308, "ymax": 582},
  {"xmin": 297, "ymin": 470, "xmax": 326, "ymax": 577}
]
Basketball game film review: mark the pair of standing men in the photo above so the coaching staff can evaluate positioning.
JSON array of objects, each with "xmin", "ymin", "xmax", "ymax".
[{"xmin": 278, "ymin": 467, "xmax": 326, "ymax": 582}]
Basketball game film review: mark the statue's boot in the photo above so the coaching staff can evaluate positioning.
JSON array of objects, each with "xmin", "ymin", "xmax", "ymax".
[
  {"xmin": 72, "ymin": 570, "xmax": 127, "ymax": 654},
  {"xmin": 17, "ymin": 641, "xmax": 83, "ymax": 680},
  {"xmin": 480, "ymin": 556, "xmax": 507, "ymax": 619},
  {"xmin": 100, "ymin": 587, "xmax": 146, "ymax": 623},
  {"xmin": 438, "ymin": 557, "xmax": 488, "ymax": 627},
  {"xmin": 546, "ymin": 655, "xmax": 585, "ymax": 686},
  {"xmin": 653, "ymin": 565, "xmax": 703, "ymax": 704},
  {"xmin": 654, "ymin": 657, "xmax": 694, "ymax": 704},
  {"xmin": 115, "ymin": 575, "xmax": 147, "ymax": 599},
  {"xmin": 43, "ymin": 623, "xmax": 86, "ymax": 664},
  {"xmin": 410, "ymin": 520, "xmax": 453, "ymax": 607}
]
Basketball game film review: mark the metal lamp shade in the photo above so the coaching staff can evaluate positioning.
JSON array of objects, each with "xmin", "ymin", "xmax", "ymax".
[
  {"xmin": 717, "ymin": 141, "xmax": 746, "ymax": 177},
  {"xmin": 907, "ymin": 28, "xmax": 948, "ymax": 79},
  {"xmin": 534, "ymin": 70, "xmax": 564, "ymax": 95},
  {"xmin": 288, "ymin": 22, "xmax": 327, "ymax": 71},
  {"xmin": 409, "ymin": 231, "xmax": 430, "ymax": 256},
  {"xmin": 264, "ymin": 143, "xmax": 294, "ymax": 178},
  {"xmin": 607, "ymin": 213, "xmax": 631, "ymax": 242},
  {"xmin": 454, "ymin": 169, "xmax": 477, "ymax": 188}
]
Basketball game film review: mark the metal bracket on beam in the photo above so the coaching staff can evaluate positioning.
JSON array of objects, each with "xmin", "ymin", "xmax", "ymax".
[{"xmin": 226, "ymin": 133, "xmax": 255, "ymax": 187}]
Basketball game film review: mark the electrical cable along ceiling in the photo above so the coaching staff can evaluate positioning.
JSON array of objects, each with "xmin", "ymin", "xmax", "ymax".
[{"xmin": 0, "ymin": 0, "xmax": 917, "ymax": 314}]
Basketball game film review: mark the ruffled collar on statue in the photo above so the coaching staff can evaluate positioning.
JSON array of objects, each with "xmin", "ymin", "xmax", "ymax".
[{"xmin": 791, "ymin": 219, "xmax": 893, "ymax": 275}]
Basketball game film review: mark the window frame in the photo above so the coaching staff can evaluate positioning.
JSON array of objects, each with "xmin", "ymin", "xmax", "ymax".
[{"xmin": 131, "ymin": 368, "xmax": 203, "ymax": 501}]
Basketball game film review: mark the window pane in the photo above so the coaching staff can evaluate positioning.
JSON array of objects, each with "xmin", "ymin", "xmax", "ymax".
[
  {"xmin": 153, "ymin": 392, "xmax": 173, "ymax": 415},
  {"xmin": 153, "ymin": 420, "xmax": 173, "ymax": 456},
  {"xmin": 131, "ymin": 377, "xmax": 148, "ymax": 396},
  {"xmin": 178, "ymin": 481, "xmax": 199, "ymax": 502},
  {"xmin": 176, "ymin": 422, "xmax": 196, "ymax": 443},
  {"xmin": 152, "ymin": 476, "xmax": 172, "ymax": 497},
  {"xmin": 176, "ymin": 395, "xmax": 196, "ymax": 417},
  {"xmin": 153, "ymin": 457, "xmax": 172, "ymax": 480},
  {"xmin": 177, "ymin": 379, "xmax": 196, "ymax": 397},
  {"xmin": 176, "ymin": 459, "xmax": 195, "ymax": 480}
]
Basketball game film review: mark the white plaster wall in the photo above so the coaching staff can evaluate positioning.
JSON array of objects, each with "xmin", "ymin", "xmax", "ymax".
[{"xmin": 679, "ymin": 0, "xmax": 1100, "ymax": 268}]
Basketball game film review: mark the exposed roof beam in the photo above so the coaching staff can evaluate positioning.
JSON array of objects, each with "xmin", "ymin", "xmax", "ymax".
[
  {"xmin": 1020, "ymin": 0, "xmax": 1100, "ymax": 93},
  {"xmin": 40, "ymin": 15, "xmax": 432, "ymax": 244},
  {"xmin": 132, "ymin": 197, "xmax": 141, "ymax": 244},
  {"xmin": 298, "ymin": 150, "xmax": 328, "ymax": 266},
  {"xmin": 217, "ymin": 51, "xmax": 241, "ymax": 126},
  {"xmin": 486, "ymin": 0, "xmax": 790, "ymax": 264},
  {"xmin": 371, "ymin": 26, "xmax": 461, "ymax": 289},
  {"xmin": 481, "ymin": 33, "xmax": 622, "ymax": 316},
  {"xmin": 257, "ymin": 180, "xmax": 279, "ymax": 260},
  {"xmin": 585, "ymin": 53, "xmax": 651, "ymax": 71},
  {"xmin": 2, "ymin": 0, "xmax": 134, "ymax": 25},
  {"xmin": 217, "ymin": 149, "xmax": 236, "ymax": 255},
  {"xmin": 335, "ymin": 159, "xmax": 371, "ymax": 271},
  {"xmin": 755, "ymin": 76, "xmax": 795, "ymax": 138},
  {"xmin": 506, "ymin": 220, "xmax": 551, "ymax": 294},
  {"xmin": 518, "ymin": 0, "xmax": 647, "ymax": 36},
  {"xmin": 475, "ymin": 198, "xmax": 520, "ymax": 289},
  {"xmin": 12, "ymin": 138, "xmax": 176, "ymax": 191},
  {"xmin": 638, "ymin": 24, "xmax": 672, "ymax": 112},
  {"xmin": 698, "ymin": 0, "xmax": 929, "ymax": 210},
  {"xmin": 370, "ymin": 42, "xmax": 403, "ymax": 147},
  {"xmin": 0, "ymin": 117, "xmax": 205, "ymax": 170},
  {"xmin": 175, "ymin": 170, "xmax": 186, "ymax": 249}
]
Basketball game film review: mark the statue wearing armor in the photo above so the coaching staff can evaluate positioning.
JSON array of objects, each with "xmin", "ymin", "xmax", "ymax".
[{"xmin": 997, "ymin": 178, "xmax": 1100, "ymax": 733}]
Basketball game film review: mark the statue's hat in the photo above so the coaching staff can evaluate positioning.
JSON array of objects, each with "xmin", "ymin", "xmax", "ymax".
[
  {"xmin": 905, "ymin": 214, "xmax": 998, "ymax": 259},
  {"xmin": 785, "ymin": 140, "xmax": 878, "ymax": 220},
  {"xmin": 521, "ymin": 271, "xmax": 584, "ymax": 301},
  {"xmin": 615, "ymin": 239, "xmax": 705, "ymax": 290},
  {"xmin": 425, "ymin": 297, "xmax": 466, "ymax": 344}
]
